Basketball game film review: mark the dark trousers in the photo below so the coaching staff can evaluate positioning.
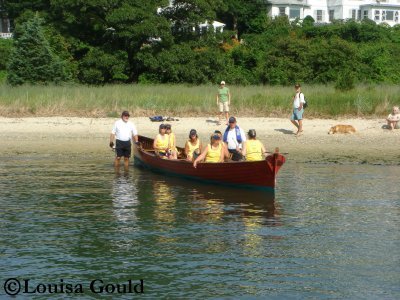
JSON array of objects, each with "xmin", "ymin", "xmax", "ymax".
[{"xmin": 228, "ymin": 149, "xmax": 243, "ymax": 161}]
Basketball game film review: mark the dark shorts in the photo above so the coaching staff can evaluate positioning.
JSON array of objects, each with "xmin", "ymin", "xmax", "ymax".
[
  {"xmin": 116, "ymin": 140, "xmax": 131, "ymax": 158},
  {"xmin": 228, "ymin": 149, "xmax": 243, "ymax": 161}
]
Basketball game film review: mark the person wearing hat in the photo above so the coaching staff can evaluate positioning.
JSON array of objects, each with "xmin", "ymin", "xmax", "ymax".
[
  {"xmin": 184, "ymin": 129, "xmax": 203, "ymax": 161},
  {"xmin": 193, "ymin": 133, "xmax": 224, "ymax": 168},
  {"xmin": 216, "ymin": 80, "xmax": 231, "ymax": 125},
  {"xmin": 223, "ymin": 116, "xmax": 246, "ymax": 161},
  {"xmin": 109, "ymin": 111, "xmax": 139, "ymax": 170},
  {"xmin": 165, "ymin": 124, "xmax": 178, "ymax": 159},
  {"xmin": 153, "ymin": 123, "xmax": 170, "ymax": 158},
  {"xmin": 214, "ymin": 130, "xmax": 230, "ymax": 160},
  {"xmin": 242, "ymin": 129, "xmax": 267, "ymax": 161}
]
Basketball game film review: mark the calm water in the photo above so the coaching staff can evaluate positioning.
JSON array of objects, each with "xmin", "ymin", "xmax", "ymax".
[{"xmin": 0, "ymin": 155, "xmax": 399, "ymax": 299}]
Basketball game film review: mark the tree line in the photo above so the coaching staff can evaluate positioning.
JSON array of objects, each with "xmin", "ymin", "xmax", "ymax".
[{"xmin": 1, "ymin": 0, "xmax": 400, "ymax": 88}]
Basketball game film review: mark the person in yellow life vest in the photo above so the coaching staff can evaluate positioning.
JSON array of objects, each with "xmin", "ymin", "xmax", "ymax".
[
  {"xmin": 242, "ymin": 129, "xmax": 267, "ymax": 161},
  {"xmin": 193, "ymin": 134, "xmax": 224, "ymax": 168},
  {"xmin": 165, "ymin": 124, "xmax": 177, "ymax": 159},
  {"xmin": 185, "ymin": 129, "xmax": 202, "ymax": 161},
  {"xmin": 153, "ymin": 124, "xmax": 170, "ymax": 158},
  {"xmin": 214, "ymin": 130, "xmax": 230, "ymax": 161}
]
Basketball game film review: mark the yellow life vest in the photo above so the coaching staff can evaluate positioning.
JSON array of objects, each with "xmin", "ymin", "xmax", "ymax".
[
  {"xmin": 155, "ymin": 134, "xmax": 169, "ymax": 153},
  {"xmin": 205, "ymin": 143, "xmax": 222, "ymax": 163},
  {"xmin": 168, "ymin": 133, "xmax": 177, "ymax": 151},
  {"xmin": 186, "ymin": 139, "xmax": 200, "ymax": 158},
  {"xmin": 245, "ymin": 139, "xmax": 263, "ymax": 161}
]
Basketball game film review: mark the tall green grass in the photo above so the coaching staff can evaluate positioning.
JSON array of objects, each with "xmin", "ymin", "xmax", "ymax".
[{"xmin": 0, "ymin": 83, "xmax": 399, "ymax": 117}]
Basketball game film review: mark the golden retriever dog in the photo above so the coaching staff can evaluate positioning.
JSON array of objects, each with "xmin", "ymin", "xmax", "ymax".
[{"xmin": 328, "ymin": 125, "xmax": 356, "ymax": 134}]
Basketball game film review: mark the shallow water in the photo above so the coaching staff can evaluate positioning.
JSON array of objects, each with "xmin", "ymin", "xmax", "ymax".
[{"xmin": 0, "ymin": 155, "xmax": 399, "ymax": 299}]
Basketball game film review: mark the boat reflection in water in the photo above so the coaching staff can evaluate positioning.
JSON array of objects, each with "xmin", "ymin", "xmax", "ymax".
[
  {"xmin": 138, "ymin": 171, "xmax": 281, "ymax": 227},
  {"xmin": 188, "ymin": 182, "xmax": 281, "ymax": 227}
]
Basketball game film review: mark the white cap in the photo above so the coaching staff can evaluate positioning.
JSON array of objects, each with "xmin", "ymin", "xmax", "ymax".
[{"xmin": 220, "ymin": 81, "xmax": 225, "ymax": 85}]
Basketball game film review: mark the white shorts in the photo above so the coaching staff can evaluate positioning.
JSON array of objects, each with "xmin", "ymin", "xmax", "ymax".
[{"xmin": 219, "ymin": 102, "xmax": 229, "ymax": 112}]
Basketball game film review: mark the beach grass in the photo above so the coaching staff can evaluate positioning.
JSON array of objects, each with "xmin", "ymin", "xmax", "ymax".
[{"xmin": 0, "ymin": 83, "xmax": 399, "ymax": 118}]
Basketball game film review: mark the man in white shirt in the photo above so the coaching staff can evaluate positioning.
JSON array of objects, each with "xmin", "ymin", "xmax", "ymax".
[
  {"xmin": 290, "ymin": 83, "xmax": 306, "ymax": 136},
  {"xmin": 223, "ymin": 116, "xmax": 246, "ymax": 161},
  {"xmin": 109, "ymin": 111, "xmax": 139, "ymax": 169}
]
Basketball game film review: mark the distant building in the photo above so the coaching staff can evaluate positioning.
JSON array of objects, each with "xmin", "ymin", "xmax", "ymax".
[
  {"xmin": 0, "ymin": 1, "xmax": 12, "ymax": 39},
  {"xmin": 266, "ymin": 0, "xmax": 400, "ymax": 26},
  {"xmin": 198, "ymin": 21, "xmax": 225, "ymax": 33},
  {"xmin": 159, "ymin": 1, "xmax": 226, "ymax": 34}
]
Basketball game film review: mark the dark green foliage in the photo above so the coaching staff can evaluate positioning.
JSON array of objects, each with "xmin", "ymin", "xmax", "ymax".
[
  {"xmin": 216, "ymin": 0, "xmax": 269, "ymax": 36},
  {"xmin": 335, "ymin": 69, "xmax": 356, "ymax": 91},
  {"xmin": 7, "ymin": 15, "xmax": 69, "ymax": 85},
  {"xmin": 3, "ymin": 1, "xmax": 400, "ymax": 86},
  {"xmin": 0, "ymin": 39, "xmax": 13, "ymax": 70},
  {"xmin": 78, "ymin": 48, "xmax": 128, "ymax": 84}
]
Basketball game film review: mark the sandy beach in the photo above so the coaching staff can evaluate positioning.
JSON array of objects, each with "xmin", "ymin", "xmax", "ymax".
[{"xmin": 0, "ymin": 116, "xmax": 399, "ymax": 165}]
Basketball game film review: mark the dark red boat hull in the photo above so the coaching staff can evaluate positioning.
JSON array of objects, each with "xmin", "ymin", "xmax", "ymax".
[{"xmin": 134, "ymin": 136, "xmax": 285, "ymax": 190}]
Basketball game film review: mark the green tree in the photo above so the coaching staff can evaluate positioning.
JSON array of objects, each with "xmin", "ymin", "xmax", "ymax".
[
  {"xmin": 0, "ymin": 39, "xmax": 13, "ymax": 70},
  {"xmin": 48, "ymin": 0, "xmax": 172, "ymax": 83},
  {"xmin": 216, "ymin": 0, "xmax": 269, "ymax": 36},
  {"xmin": 162, "ymin": 0, "xmax": 222, "ymax": 32},
  {"xmin": 7, "ymin": 14, "xmax": 69, "ymax": 85}
]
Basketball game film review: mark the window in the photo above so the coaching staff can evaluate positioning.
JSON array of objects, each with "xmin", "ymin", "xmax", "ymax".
[
  {"xmin": 317, "ymin": 10, "xmax": 323, "ymax": 22},
  {"xmin": 363, "ymin": 10, "xmax": 369, "ymax": 20},
  {"xmin": 357, "ymin": 10, "xmax": 361, "ymax": 20},
  {"xmin": 385, "ymin": 11, "xmax": 394, "ymax": 21},
  {"xmin": 395, "ymin": 11, "xmax": 399, "ymax": 22},
  {"xmin": 375, "ymin": 10, "xmax": 380, "ymax": 21},
  {"xmin": 351, "ymin": 9, "xmax": 357, "ymax": 20},
  {"xmin": 382, "ymin": 10, "xmax": 386, "ymax": 21},
  {"xmin": 329, "ymin": 10, "xmax": 335, "ymax": 22},
  {"xmin": 290, "ymin": 8, "xmax": 301, "ymax": 19},
  {"xmin": 279, "ymin": 7, "xmax": 286, "ymax": 16}
]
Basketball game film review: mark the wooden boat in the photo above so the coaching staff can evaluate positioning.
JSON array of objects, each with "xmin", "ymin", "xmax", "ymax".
[{"xmin": 133, "ymin": 135, "xmax": 286, "ymax": 190}]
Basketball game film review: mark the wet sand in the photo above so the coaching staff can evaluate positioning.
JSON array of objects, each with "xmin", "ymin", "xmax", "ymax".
[{"xmin": 0, "ymin": 117, "xmax": 399, "ymax": 165}]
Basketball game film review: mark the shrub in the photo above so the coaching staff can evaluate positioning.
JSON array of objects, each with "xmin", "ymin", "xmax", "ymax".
[{"xmin": 7, "ymin": 15, "xmax": 70, "ymax": 85}]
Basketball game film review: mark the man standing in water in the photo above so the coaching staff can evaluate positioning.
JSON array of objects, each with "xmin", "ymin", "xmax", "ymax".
[
  {"xmin": 109, "ymin": 111, "xmax": 139, "ymax": 170},
  {"xmin": 290, "ymin": 83, "xmax": 305, "ymax": 136},
  {"xmin": 216, "ymin": 80, "xmax": 231, "ymax": 125}
]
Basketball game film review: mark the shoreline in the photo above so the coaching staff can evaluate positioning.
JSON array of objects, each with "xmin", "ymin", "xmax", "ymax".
[{"xmin": 0, "ymin": 116, "xmax": 399, "ymax": 165}]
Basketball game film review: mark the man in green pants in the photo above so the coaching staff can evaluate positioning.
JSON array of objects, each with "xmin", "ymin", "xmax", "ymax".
[{"xmin": 216, "ymin": 80, "xmax": 231, "ymax": 125}]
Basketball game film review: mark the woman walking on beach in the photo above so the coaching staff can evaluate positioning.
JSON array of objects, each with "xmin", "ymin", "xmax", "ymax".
[{"xmin": 290, "ymin": 83, "xmax": 306, "ymax": 136}]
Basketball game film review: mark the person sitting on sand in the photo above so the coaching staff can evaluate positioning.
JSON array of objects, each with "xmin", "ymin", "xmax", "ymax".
[
  {"xmin": 242, "ymin": 129, "xmax": 267, "ymax": 161},
  {"xmin": 165, "ymin": 124, "xmax": 178, "ymax": 159},
  {"xmin": 386, "ymin": 106, "xmax": 400, "ymax": 130},
  {"xmin": 185, "ymin": 129, "xmax": 202, "ymax": 162},
  {"xmin": 153, "ymin": 124, "xmax": 170, "ymax": 158},
  {"xmin": 193, "ymin": 134, "xmax": 224, "ymax": 168}
]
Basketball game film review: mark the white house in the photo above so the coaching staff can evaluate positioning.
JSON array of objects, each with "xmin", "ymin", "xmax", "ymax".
[
  {"xmin": 159, "ymin": 0, "xmax": 226, "ymax": 33},
  {"xmin": 0, "ymin": 3, "xmax": 12, "ymax": 39},
  {"xmin": 266, "ymin": 0, "xmax": 400, "ymax": 26}
]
